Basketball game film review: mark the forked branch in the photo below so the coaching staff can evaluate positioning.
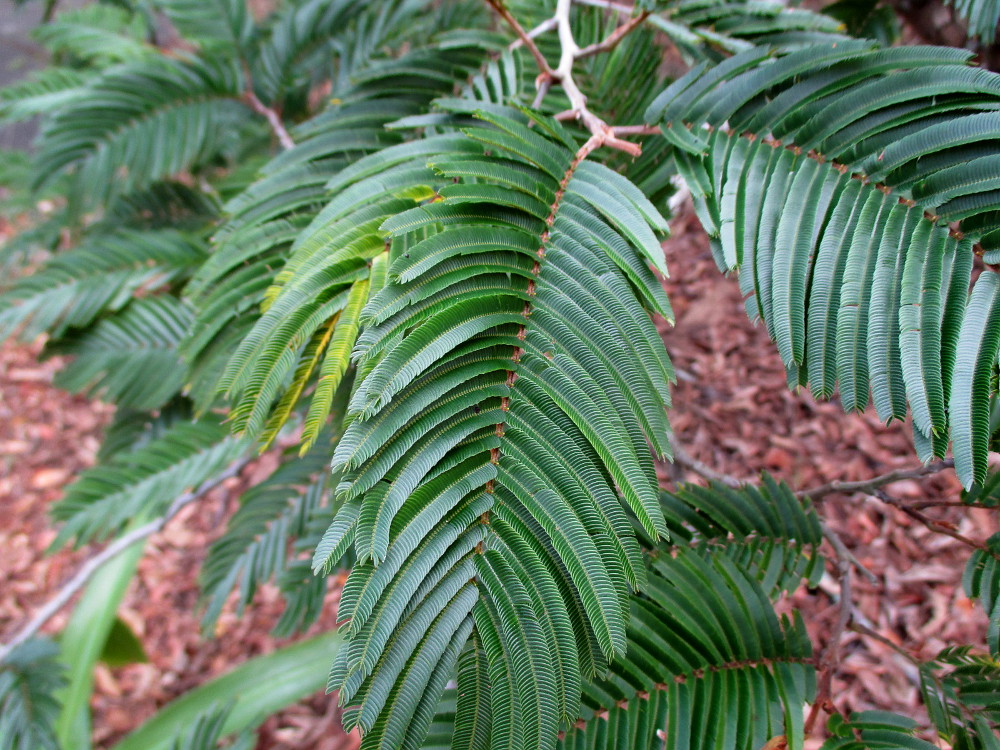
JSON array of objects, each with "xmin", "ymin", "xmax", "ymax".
[{"xmin": 488, "ymin": 0, "xmax": 651, "ymax": 155}]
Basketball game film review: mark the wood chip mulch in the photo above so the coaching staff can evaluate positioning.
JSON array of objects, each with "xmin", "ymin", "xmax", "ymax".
[{"xmin": 0, "ymin": 207, "xmax": 993, "ymax": 748}]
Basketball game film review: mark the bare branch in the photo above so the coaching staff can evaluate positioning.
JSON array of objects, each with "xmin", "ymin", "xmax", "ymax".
[
  {"xmin": 668, "ymin": 435, "xmax": 747, "ymax": 488},
  {"xmin": 551, "ymin": 0, "xmax": 644, "ymax": 154},
  {"xmin": 611, "ymin": 124, "xmax": 662, "ymax": 136},
  {"xmin": 575, "ymin": 10, "xmax": 650, "ymax": 59},
  {"xmin": 487, "ymin": 0, "xmax": 553, "ymax": 75},
  {"xmin": 848, "ymin": 621, "xmax": 920, "ymax": 665},
  {"xmin": 799, "ymin": 459, "xmax": 954, "ymax": 501},
  {"xmin": 573, "ymin": 0, "xmax": 638, "ymax": 13},
  {"xmin": 824, "ymin": 525, "xmax": 878, "ymax": 583},
  {"xmin": 872, "ymin": 488, "xmax": 988, "ymax": 551},
  {"xmin": 0, "ymin": 457, "xmax": 251, "ymax": 663},
  {"xmin": 511, "ymin": 16, "xmax": 558, "ymax": 50},
  {"xmin": 244, "ymin": 91, "xmax": 295, "ymax": 151},
  {"xmin": 806, "ymin": 528, "xmax": 855, "ymax": 734},
  {"xmin": 490, "ymin": 0, "xmax": 653, "ymax": 155}
]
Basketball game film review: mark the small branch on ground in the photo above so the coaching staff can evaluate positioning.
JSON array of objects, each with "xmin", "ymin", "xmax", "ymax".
[
  {"xmin": 799, "ymin": 459, "xmax": 954, "ymax": 501},
  {"xmin": 0, "ymin": 457, "xmax": 252, "ymax": 663}
]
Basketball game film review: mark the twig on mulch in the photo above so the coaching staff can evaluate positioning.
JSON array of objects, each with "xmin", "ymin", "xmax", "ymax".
[
  {"xmin": 806, "ymin": 530, "xmax": 854, "ymax": 734},
  {"xmin": 871, "ymin": 488, "xmax": 988, "ymax": 551},
  {"xmin": 799, "ymin": 460, "xmax": 954, "ymax": 501},
  {"xmin": 0, "ymin": 456, "xmax": 251, "ymax": 663}
]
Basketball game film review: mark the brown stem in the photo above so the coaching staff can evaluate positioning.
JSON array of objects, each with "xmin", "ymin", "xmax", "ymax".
[
  {"xmin": 243, "ymin": 90, "xmax": 295, "ymax": 151},
  {"xmin": 575, "ymin": 10, "xmax": 650, "ymax": 58},
  {"xmin": 486, "ymin": 0, "xmax": 553, "ymax": 75},
  {"xmin": 872, "ymin": 489, "xmax": 988, "ymax": 551},
  {"xmin": 799, "ymin": 459, "xmax": 953, "ymax": 501},
  {"xmin": 806, "ymin": 534, "xmax": 854, "ymax": 734},
  {"xmin": 848, "ymin": 621, "xmax": 921, "ymax": 665}
]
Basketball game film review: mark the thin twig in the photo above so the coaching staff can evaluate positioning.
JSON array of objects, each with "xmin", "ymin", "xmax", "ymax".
[
  {"xmin": 669, "ymin": 435, "xmax": 879, "ymax": 583},
  {"xmin": 872, "ymin": 489, "xmax": 987, "ymax": 551},
  {"xmin": 491, "ymin": 0, "xmax": 649, "ymax": 155},
  {"xmin": 806, "ymin": 530, "xmax": 854, "ymax": 734},
  {"xmin": 487, "ymin": 0, "xmax": 552, "ymax": 75},
  {"xmin": 532, "ymin": 77, "xmax": 553, "ymax": 109},
  {"xmin": 668, "ymin": 435, "xmax": 747, "ymax": 488},
  {"xmin": 909, "ymin": 499, "xmax": 995, "ymax": 510},
  {"xmin": 244, "ymin": 91, "xmax": 295, "ymax": 151},
  {"xmin": 611, "ymin": 124, "xmax": 662, "ymax": 136},
  {"xmin": 575, "ymin": 10, "xmax": 651, "ymax": 58},
  {"xmin": 573, "ymin": 0, "xmax": 638, "ymax": 13},
  {"xmin": 0, "ymin": 457, "xmax": 251, "ymax": 663},
  {"xmin": 510, "ymin": 16, "xmax": 559, "ymax": 50},
  {"xmin": 824, "ymin": 526, "xmax": 878, "ymax": 583},
  {"xmin": 848, "ymin": 622, "xmax": 920, "ymax": 665},
  {"xmin": 798, "ymin": 459, "xmax": 953, "ymax": 501}
]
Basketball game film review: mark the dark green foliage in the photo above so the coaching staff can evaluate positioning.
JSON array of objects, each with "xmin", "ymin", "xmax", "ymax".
[
  {"xmin": 649, "ymin": 43, "xmax": 1000, "ymax": 485},
  {"xmin": 51, "ymin": 415, "xmax": 246, "ymax": 547},
  {"xmin": 2, "ymin": 2, "xmax": 999, "ymax": 749},
  {"xmin": 920, "ymin": 648, "xmax": 1000, "ymax": 748},
  {"xmin": 821, "ymin": 711, "xmax": 939, "ymax": 749},
  {"xmin": 0, "ymin": 639, "xmax": 66, "ymax": 750}
]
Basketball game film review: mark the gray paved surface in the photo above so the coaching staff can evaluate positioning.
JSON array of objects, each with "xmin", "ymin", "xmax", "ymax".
[{"xmin": 1, "ymin": 0, "xmax": 50, "ymax": 149}]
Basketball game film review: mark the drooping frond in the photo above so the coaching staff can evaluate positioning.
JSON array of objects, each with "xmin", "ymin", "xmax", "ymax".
[
  {"xmin": 964, "ymin": 534, "xmax": 1000, "ymax": 656},
  {"xmin": 920, "ymin": 647, "xmax": 1000, "ymax": 748},
  {"xmin": 0, "ymin": 639, "xmax": 65, "ymax": 750},
  {"xmin": 0, "ymin": 67, "xmax": 93, "ymax": 125},
  {"xmin": 299, "ymin": 109, "xmax": 674, "ymax": 750},
  {"xmin": 820, "ymin": 711, "xmax": 939, "ymax": 750},
  {"xmin": 646, "ymin": 0, "xmax": 848, "ymax": 61},
  {"xmin": 97, "ymin": 398, "xmax": 196, "ymax": 462},
  {"xmin": 94, "ymin": 182, "xmax": 222, "ymax": 233},
  {"xmin": 188, "ymin": 36, "xmax": 505, "ymax": 425},
  {"xmin": 154, "ymin": 0, "xmax": 252, "ymax": 55},
  {"xmin": 44, "ymin": 296, "xmax": 193, "ymax": 410},
  {"xmin": 964, "ymin": 470, "xmax": 1000, "ymax": 508},
  {"xmin": 647, "ymin": 43, "xmax": 1000, "ymax": 486},
  {"xmin": 31, "ymin": 5, "xmax": 152, "ymax": 64},
  {"xmin": 168, "ymin": 703, "xmax": 253, "ymax": 750},
  {"xmin": 563, "ymin": 549, "xmax": 814, "ymax": 750},
  {"xmin": 199, "ymin": 445, "xmax": 332, "ymax": 634},
  {"xmin": 424, "ymin": 540, "xmax": 815, "ymax": 750},
  {"xmin": 32, "ymin": 55, "xmax": 249, "ymax": 210},
  {"xmin": 0, "ymin": 229, "xmax": 205, "ymax": 341},
  {"xmin": 51, "ymin": 414, "xmax": 247, "ymax": 548},
  {"xmin": 249, "ymin": 0, "xmax": 432, "ymax": 108},
  {"xmin": 662, "ymin": 475, "xmax": 824, "ymax": 597},
  {"xmin": 945, "ymin": 0, "xmax": 1000, "ymax": 42}
]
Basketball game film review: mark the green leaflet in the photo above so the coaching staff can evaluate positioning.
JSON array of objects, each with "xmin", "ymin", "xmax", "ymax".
[
  {"xmin": 317, "ymin": 111, "xmax": 672, "ymax": 750},
  {"xmin": 51, "ymin": 415, "xmax": 247, "ymax": 548},
  {"xmin": 951, "ymin": 271, "xmax": 1000, "ymax": 487},
  {"xmin": 651, "ymin": 47, "xmax": 1000, "ymax": 480}
]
